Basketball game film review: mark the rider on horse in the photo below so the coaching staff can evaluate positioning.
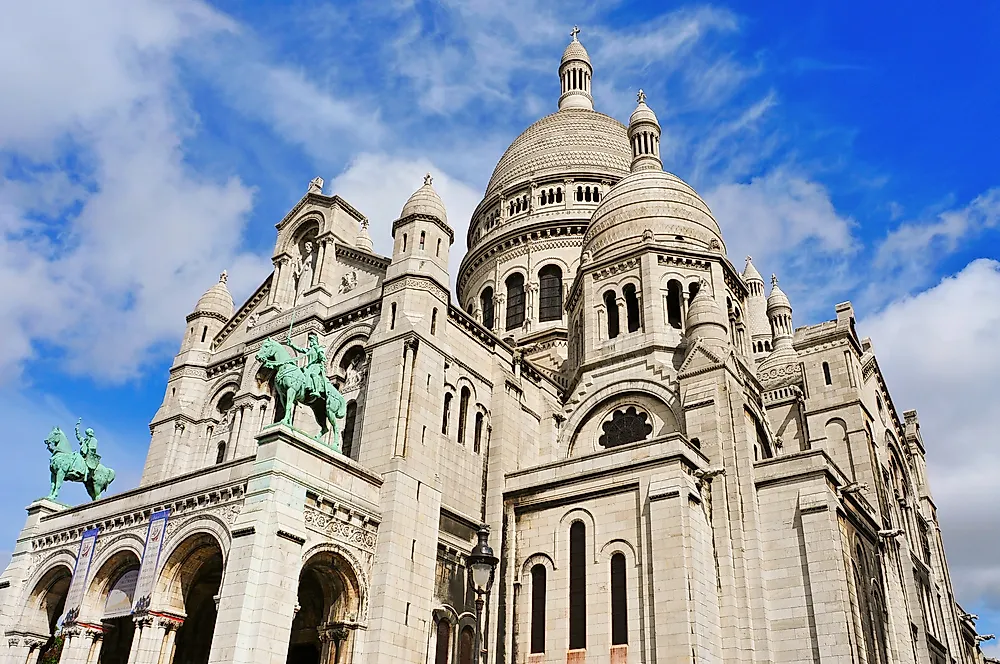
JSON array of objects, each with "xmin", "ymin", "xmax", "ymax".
[
  {"xmin": 76, "ymin": 417, "xmax": 101, "ymax": 472},
  {"xmin": 282, "ymin": 332, "xmax": 327, "ymax": 402}
]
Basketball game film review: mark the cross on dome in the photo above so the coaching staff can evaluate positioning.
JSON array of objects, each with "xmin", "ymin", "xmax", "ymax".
[
  {"xmin": 746, "ymin": 255, "xmax": 753, "ymax": 263},
  {"xmin": 571, "ymin": 25, "xmax": 580, "ymax": 41},
  {"xmin": 771, "ymin": 274, "xmax": 779, "ymax": 287},
  {"xmin": 637, "ymin": 89, "xmax": 646, "ymax": 104},
  {"xmin": 219, "ymin": 270, "xmax": 228, "ymax": 284},
  {"xmin": 424, "ymin": 173, "xmax": 433, "ymax": 186}
]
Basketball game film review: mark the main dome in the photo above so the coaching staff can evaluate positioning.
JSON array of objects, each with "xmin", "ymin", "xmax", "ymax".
[{"xmin": 484, "ymin": 108, "xmax": 631, "ymax": 198}]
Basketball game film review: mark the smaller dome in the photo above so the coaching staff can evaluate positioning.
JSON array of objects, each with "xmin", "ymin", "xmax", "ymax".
[
  {"xmin": 685, "ymin": 281, "xmax": 728, "ymax": 343},
  {"xmin": 400, "ymin": 174, "xmax": 448, "ymax": 224},
  {"xmin": 561, "ymin": 27, "xmax": 591, "ymax": 66},
  {"xmin": 767, "ymin": 274, "xmax": 791, "ymax": 313},
  {"xmin": 356, "ymin": 219, "xmax": 374, "ymax": 252},
  {"xmin": 743, "ymin": 256, "xmax": 764, "ymax": 284},
  {"xmin": 195, "ymin": 271, "xmax": 234, "ymax": 319}
]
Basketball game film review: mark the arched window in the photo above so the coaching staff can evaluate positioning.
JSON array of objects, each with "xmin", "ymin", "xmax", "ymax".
[
  {"xmin": 457, "ymin": 387, "xmax": 471, "ymax": 444},
  {"xmin": 531, "ymin": 564, "xmax": 546, "ymax": 654},
  {"xmin": 474, "ymin": 412, "xmax": 484, "ymax": 454},
  {"xmin": 215, "ymin": 442, "xmax": 226, "ymax": 465},
  {"xmin": 823, "ymin": 361, "xmax": 832, "ymax": 385},
  {"xmin": 435, "ymin": 619, "xmax": 451, "ymax": 664},
  {"xmin": 548, "ymin": 189, "xmax": 554, "ymax": 204},
  {"xmin": 430, "ymin": 308, "xmax": 438, "ymax": 335},
  {"xmin": 689, "ymin": 281, "xmax": 701, "ymax": 300},
  {"xmin": 538, "ymin": 265, "xmax": 563, "ymax": 322},
  {"xmin": 576, "ymin": 186, "xmax": 583, "ymax": 201},
  {"xmin": 506, "ymin": 273, "xmax": 526, "ymax": 330},
  {"xmin": 480, "ymin": 287, "xmax": 495, "ymax": 330},
  {"xmin": 419, "ymin": 231, "xmax": 426, "ymax": 250},
  {"xmin": 611, "ymin": 553, "xmax": 628, "ymax": 645},
  {"xmin": 555, "ymin": 188, "xmax": 563, "ymax": 203},
  {"xmin": 594, "ymin": 188, "xmax": 601, "ymax": 203},
  {"xmin": 666, "ymin": 280, "xmax": 682, "ymax": 329},
  {"xmin": 623, "ymin": 284, "xmax": 640, "ymax": 333},
  {"xmin": 342, "ymin": 400, "xmax": 357, "ymax": 458},
  {"xmin": 458, "ymin": 626, "xmax": 475, "ymax": 664},
  {"xmin": 569, "ymin": 521, "xmax": 587, "ymax": 649},
  {"xmin": 442, "ymin": 393, "xmax": 452, "ymax": 435},
  {"xmin": 604, "ymin": 290, "xmax": 620, "ymax": 339}
]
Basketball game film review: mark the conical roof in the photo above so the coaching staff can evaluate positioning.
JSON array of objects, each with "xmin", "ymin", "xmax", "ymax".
[
  {"xmin": 195, "ymin": 271, "xmax": 234, "ymax": 319},
  {"xmin": 685, "ymin": 281, "xmax": 728, "ymax": 342},
  {"xmin": 400, "ymin": 174, "xmax": 448, "ymax": 224},
  {"xmin": 743, "ymin": 256, "xmax": 763, "ymax": 283}
]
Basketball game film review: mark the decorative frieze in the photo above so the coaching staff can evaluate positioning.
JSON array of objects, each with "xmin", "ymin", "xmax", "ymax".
[{"xmin": 303, "ymin": 505, "xmax": 378, "ymax": 554}]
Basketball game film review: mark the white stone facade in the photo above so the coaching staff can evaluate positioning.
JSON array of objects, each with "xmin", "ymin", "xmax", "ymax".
[{"xmin": 0, "ymin": 32, "xmax": 989, "ymax": 664}]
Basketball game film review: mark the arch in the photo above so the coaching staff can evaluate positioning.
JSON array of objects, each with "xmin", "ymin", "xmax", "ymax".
[
  {"xmin": 215, "ymin": 441, "xmax": 227, "ymax": 464},
  {"xmin": 434, "ymin": 615, "xmax": 452, "ymax": 664},
  {"xmin": 287, "ymin": 547, "xmax": 365, "ymax": 663},
  {"xmin": 555, "ymin": 187, "xmax": 563, "ymax": 204},
  {"xmin": 442, "ymin": 392, "xmax": 453, "ymax": 435},
  {"xmin": 480, "ymin": 286, "xmax": 495, "ymax": 330},
  {"xmin": 280, "ymin": 215, "xmax": 323, "ymax": 257},
  {"xmin": 569, "ymin": 521, "xmax": 587, "ymax": 649},
  {"xmin": 538, "ymin": 264, "xmax": 563, "ymax": 322},
  {"xmin": 623, "ymin": 283, "xmax": 640, "ymax": 333},
  {"xmin": 505, "ymin": 273, "xmax": 526, "ymax": 330},
  {"xmin": 458, "ymin": 625, "xmax": 475, "ymax": 664},
  {"xmin": 202, "ymin": 375, "xmax": 242, "ymax": 419},
  {"xmin": 566, "ymin": 388, "xmax": 682, "ymax": 457},
  {"xmin": 84, "ymin": 547, "xmax": 142, "ymax": 661},
  {"xmin": 688, "ymin": 280, "xmax": 701, "ymax": 300},
  {"xmin": 155, "ymin": 531, "xmax": 225, "ymax": 664},
  {"xmin": 419, "ymin": 230, "xmax": 426, "ymax": 251},
  {"xmin": 530, "ymin": 563, "xmax": 546, "ymax": 654},
  {"xmin": 603, "ymin": 290, "xmax": 620, "ymax": 339},
  {"xmin": 473, "ymin": 411, "xmax": 485, "ymax": 454},
  {"xmin": 457, "ymin": 387, "xmax": 471, "ymax": 445},
  {"xmin": 20, "ymin": 560, "xmax": 72, "ymax": 640},
  {"xmin": 666, "ymin": 279, "xmax": 683, "ymax": 329},
  {"xmin": 610, "ymin": 552, "xmax": 628, "ymax": 645}
]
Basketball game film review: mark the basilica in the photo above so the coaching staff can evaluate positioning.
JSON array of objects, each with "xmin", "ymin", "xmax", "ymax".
[{"xmin": 0, "ymin": 32, "xmax": 989, "ymax": 664}]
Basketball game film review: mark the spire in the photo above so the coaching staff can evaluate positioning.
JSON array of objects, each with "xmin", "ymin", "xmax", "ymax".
[
  {"xmin": 685, "ymin": 279, "xmax": 728, "ymax": 345},
  {"xmin": 766, "ymin": 274, "xmax": 794, "ymax": 349},
  {"xmin": 558, "ymin": 27, "xmax": 593, "ymax": 110},
  {"xmin": 742, "ymin": 256, "xmax": 763, "ymax": 285},
  {"xmin": 628, "ymin": 89, "xmax": 662, "ymax": 173}
]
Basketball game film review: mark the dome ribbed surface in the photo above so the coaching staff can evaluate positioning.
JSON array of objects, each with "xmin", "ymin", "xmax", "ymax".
[
  {"xmin": 401, "ymin": 178, "xmax": 448, "ymax": 224},
  {"xmin": 685, "ymin": 286, "xmax": 727, "ymax": 337},
  {"xmin": 582, "ymin": 170, "xmax": 724, "ymax": 260},
  {"xmin": 561, "ymin": 39, "xmax": 591, "ymax": 66},
  {"xmin": 629, "ymin": 101, "xmax": 658, "ymax": 126},
  {"xmin": 195, "ymin": 274, "xmax": 234, "ymax": 318},
  {"xmin": 767, "ymin": 279, "xmax": 791, "ymax": 312},
  {"xmin": 484, "ymin": 109, "xmax": 630, "ymax": 197}
]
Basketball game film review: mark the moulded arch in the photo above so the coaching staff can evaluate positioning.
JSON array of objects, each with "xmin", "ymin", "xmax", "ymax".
[
  {"xmin": 598, "ymin": 538, "xmax": 638, "ymax": 564},
  {"xmin": 535, "ymin": 257, "xmax": 571, "ymax": 278},
  {"xmin": 557, "ymin": 508, "xmax": 598, "ymax": 565},
  {"xmin": 299, "ymin": 541, "xmax": 370, "ymax": 624},
  {"xmin": 278, "ymin": 214, "xmax": 324, "ymax": 257},
  {"xmin": 201, "ymin": 374, "xmax": 242, "ymax": 419},
  {"xmin": 520, "ymin": 552, "xmax": 556, "ymax": 578},
  {"xmin": 564, "ymin": 383, "xmax": 683, "ymax": 456},
  {"xmin": 18, "ymin": 549, "xmax": 77, "ymax": 612},
  {"xmin": 153, "ymin": 516, "xmax": 230, "ymax": 614},
  {"xmin": 454, "ymin": 375, "xmax": 478, "ymax": 403},
  {"xmin": 18, "ymin": 559, "xmax": 73, "ymax": 637},
  {"xmin": 325, "ymin": 323, "xmax": 375, "ymax": 370},
  {"xmin": 80, "ymin": 543, "xmax": 142, "ymax": 621}
]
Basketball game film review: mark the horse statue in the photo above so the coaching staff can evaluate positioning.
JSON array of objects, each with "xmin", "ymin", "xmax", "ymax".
[
  {"xmin": 44, "ymin": 426, "xmax": 116, "ymax": 502},
  {"xmin": 255, "ymin": 336, "xmax": 348, "ymax": 450}
]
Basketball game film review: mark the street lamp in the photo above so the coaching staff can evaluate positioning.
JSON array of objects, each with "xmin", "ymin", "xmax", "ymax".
[{"xmin": 467, "ymin": 526, "xmax": 499, "ymax": 663}]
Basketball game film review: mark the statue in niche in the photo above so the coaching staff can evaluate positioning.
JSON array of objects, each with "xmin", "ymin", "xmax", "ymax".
[
  {"xmin": 43, "ymin": 419, "xmax": 116, "ymax": 502},
  {"xmin": 339, "ymin": 270, "xmax": 358, "ymax": 294},
  {"xmin": 294, "ymin": 240, "xmax": 316, "ymax": 302},
  {"xmin": 342, "ymin": 350, "xmax": 367, "ymax": 389}
]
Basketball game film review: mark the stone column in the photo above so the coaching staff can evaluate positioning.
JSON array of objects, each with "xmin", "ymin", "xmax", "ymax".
[
  {"xmin": 493, "ymin": 294, "xmax": 504, "ymax": 333},
  {"xmin": 59, "ymin": 627, "xmax": 104, "ymax": 664},
  {"xmin": 23, "ymin": 639, "xmax": 46, "ymax": 664},
  {"xmin": 85, "ymin": 631, "xmax": 105, "ymax": 664},
  {"xmin": 392, "ymin": 339, "xmax": 417, "ymax": 458},
  {"xmin": 127, "ymin": 615, "xmax": 162, "ymax": 664},
  {"xmin": 616, "ymin": 297, "xmax": 627, "ymax": 334},
  {"xmin": 155, "ymin": 617, "xmax": 182, "ymax": 664},
  {"xmin": 268, "ymin": 259, "xmax": 283, "ymax": 306}
]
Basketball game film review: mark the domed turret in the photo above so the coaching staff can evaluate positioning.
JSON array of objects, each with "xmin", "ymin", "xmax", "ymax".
[
  {"xmin": 758, "ymin": 274, "xmax": 798, "ymax": 375},
  {"xmin": 558, "ymin": 26, "xmax": 594, "ymax": 111},
  {"xmin": 685, "ymin": 280, "xmax": 728, "ymax": 344},
  {"xmin": 194, "ymin": 271, "xmax": 234, "ymax": 319},
  {"xmin": 628, "ymin": 89, "xmax": 662, "ymax": 173},
  {"xmin": 743, "ymin": 257, "xmax": 771, "ymax": 359},
  {"xmin": 400, "ymin": 173, "xmax": 448, "ymax": 223},
  {"xmin": 355, "ymin": 218, "xmax": 374, "ymax": 253}
]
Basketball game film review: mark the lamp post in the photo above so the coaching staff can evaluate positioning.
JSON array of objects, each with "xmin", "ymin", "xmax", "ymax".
[{"xmin": 467, "ymin": 526, "xmax": 499, "ymax": 663}]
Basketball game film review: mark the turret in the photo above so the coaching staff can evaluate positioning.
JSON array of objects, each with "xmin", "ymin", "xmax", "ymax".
[
  {"xmin": 757, "ymin": 274, "xmax": 799, "ymax": 377},
  {"xmin": 628, "ymin": 89, "xmax": 662, "ymax": 173},
  {"xmin": 385, "ymin": 174, "xmax": 453, "ymax": 289},
  {"xmin": 743, "ymin": 257, "xmax": 771, "ymax": 360},
  {"xmin": 182, "ymin": 271, "xmax": 233, "ymax": 352},
  {"xmin": 558, "ymin": 26, "xmax": 594, "ymax": 110},
  {"xmin": 685, "ymin": 279, "xmax": 728, "ymax": 347}
]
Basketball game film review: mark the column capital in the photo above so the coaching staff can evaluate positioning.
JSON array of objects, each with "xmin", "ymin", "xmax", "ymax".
[{"xmin": 156, "ymin": 615, "xmax": 184, "ymax": 632}]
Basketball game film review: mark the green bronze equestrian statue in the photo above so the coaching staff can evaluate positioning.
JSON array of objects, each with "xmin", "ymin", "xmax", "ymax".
[
  {"xmin": 44, "ymin": 419, "xmax": 116, "ymax": 502},
  {"xmin": 255, "ymin": 332, "xmax": 348, "ymax": 450}
]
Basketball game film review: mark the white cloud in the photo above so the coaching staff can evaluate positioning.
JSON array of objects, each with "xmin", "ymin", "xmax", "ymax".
[
  {"xmin": 861, "ymin": 259, "xmax": 1000, "ymax": 616},
  {"xmin": 0, "ymin": 0, "xmax": 273, "ymax": 381},
  {"xmin": 329, "ymin": 153, "xmax": 482, "ymax": 290}
]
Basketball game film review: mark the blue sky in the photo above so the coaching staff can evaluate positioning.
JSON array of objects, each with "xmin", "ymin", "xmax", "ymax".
[{"xmin": 1, "ymin": 0, "xmax": 998, "ymax": 649}]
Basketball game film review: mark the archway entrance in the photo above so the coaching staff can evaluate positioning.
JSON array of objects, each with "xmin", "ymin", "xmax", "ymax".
[
  {"xmin": 286, "ymin": 551, "xmax": 361, "ymax": 664},
  {"xmin": 84, "ymin": 549, "xmax": 141, "ymax": 664},
  {"xmin": 22, "ymin": 564, "xmax": 71, "ymax": 663},
  {"xmin": 156, "ymin": 533, "xmax": 224, "ymax": 664}
]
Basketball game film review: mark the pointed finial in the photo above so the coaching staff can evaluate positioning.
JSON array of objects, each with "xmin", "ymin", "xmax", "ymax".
[
  {"xmin": 637, "ymin": 89, "xmax": 646, "ymax": 104},
  {"xmin": 424, "ymin": 173, "xmax": 433, "ymax": 186},
  {"xmin": 571, "ymin": 25, "xmax": 580, "ymax": 42},
  {"xmin": 771, "ymin": 274, "xmax": 779, "ymax": 288},
  {"xmin": 219, "ymin": 270, "xmax": 228, "ymax": 284},
  {"xmin": 746, "ymin": 255, "xmax": 753, "ymax": 264}
]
